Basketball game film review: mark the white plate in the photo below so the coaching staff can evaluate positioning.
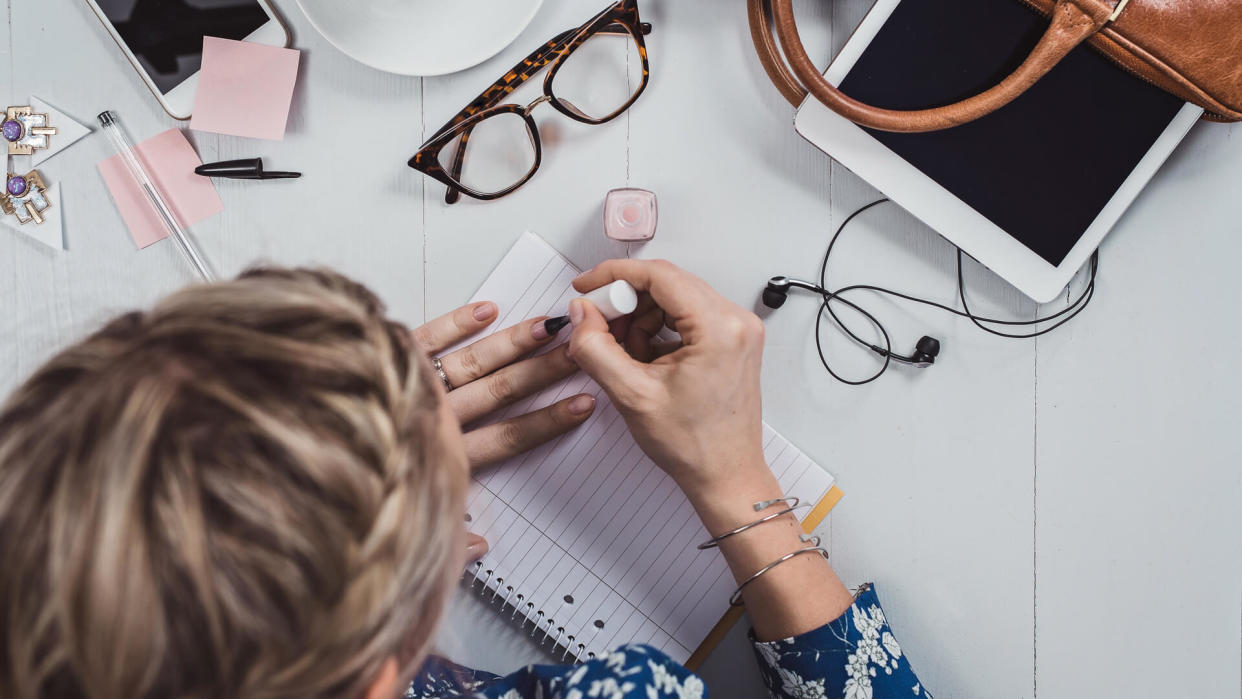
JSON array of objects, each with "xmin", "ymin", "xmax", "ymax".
[{"xmin": 297, "ymin": 0, "xmax": 544, "ymax": 77}]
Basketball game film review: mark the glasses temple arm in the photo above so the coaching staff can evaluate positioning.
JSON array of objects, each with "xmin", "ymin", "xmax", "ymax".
[{"xmin": 442, "ymin": 128, "xmax": 471, "ymax": 204}]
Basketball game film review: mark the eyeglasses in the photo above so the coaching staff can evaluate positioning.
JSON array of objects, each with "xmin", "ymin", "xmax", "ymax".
[{"xmin": 408, "ymin": 0, "xmax": 651, "ymax": 204}]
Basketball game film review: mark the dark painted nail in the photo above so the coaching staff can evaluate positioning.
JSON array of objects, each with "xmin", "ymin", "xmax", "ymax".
[{"xmin": 543, "ymin": 315, "xmax": 571, "ymax": 337}]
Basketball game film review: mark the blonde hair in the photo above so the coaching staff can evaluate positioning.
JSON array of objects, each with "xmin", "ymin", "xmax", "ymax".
[{"xmin": 0, "ymin": 268, "xmax": 466, "ymax": 698}]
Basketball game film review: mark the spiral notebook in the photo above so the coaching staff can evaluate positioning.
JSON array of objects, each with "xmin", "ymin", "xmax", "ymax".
[{"xmin": 454, "ymin": 233, "xmax": 843, "ymax": 668}]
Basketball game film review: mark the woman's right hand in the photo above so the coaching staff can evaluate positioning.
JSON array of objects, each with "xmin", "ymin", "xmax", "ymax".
[
  {"xmin": 566, "ymin": 259, "xmax": 773, "ymax": 506},
  {"xmin": 569, "ymin": 259, "xmax": 854, "ymax": 641}
]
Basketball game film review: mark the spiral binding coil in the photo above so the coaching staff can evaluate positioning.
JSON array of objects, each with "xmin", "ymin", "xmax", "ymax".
[{"xmin": 462, "ymin": 561, "xmax": 601, "ymax": 664}]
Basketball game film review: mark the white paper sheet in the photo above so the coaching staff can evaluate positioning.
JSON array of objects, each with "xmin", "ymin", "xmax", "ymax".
[{"xmin": 458, "ymin": 232, "xmax": 836, "ymax": 663}]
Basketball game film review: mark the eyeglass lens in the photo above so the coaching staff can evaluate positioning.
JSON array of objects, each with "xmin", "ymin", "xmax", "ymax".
[
  {"xmin": 437, "ymin": 113, "xmax": 538, "ymax": 196},
  {"xmin": 551, "ymin": 25, "xmax": 644, "ymax": 122},
  {"xmin": 439, "ymin": 25, "xmax": 644, "ymax": 195}
]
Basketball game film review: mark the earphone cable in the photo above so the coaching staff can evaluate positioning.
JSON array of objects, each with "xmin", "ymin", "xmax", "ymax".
[{"xmin": 812, "ymin": 198, "xmax": 1099, "ymax": 383}]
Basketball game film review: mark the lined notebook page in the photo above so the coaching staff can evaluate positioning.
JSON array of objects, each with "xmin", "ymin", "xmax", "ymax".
[{"xmin": 455, "ymin": 232, "xmax": 835, "ymax": 664}]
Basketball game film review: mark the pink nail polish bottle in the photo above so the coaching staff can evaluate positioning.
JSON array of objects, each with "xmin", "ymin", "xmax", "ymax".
[{"xmin": 604, "ymin": 188, "xmax": 657, "ymax": 241}]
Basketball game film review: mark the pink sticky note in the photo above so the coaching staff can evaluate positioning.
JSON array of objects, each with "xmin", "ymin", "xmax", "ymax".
[
  {"xmin": 190, "ymin": 36, "xmax": 300, "ymax": 140},
  {"xmin": 98, "ymin": 129, "xmax": 224, "ymax": 249}
]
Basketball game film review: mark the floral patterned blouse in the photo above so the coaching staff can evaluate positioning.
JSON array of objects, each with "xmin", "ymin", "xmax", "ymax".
[{"xmin": 408, "ymin": 584, "xmax": 928, "ymax": 699}]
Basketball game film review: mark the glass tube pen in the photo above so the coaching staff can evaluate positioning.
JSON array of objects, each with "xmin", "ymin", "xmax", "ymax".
[{"xmin": 97, "ymin": 110, "xmax": 215, "ymax": 282}]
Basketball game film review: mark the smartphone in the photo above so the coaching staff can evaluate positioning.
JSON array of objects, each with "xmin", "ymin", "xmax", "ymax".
[{"xmin": 82, "ymin": 0, "xmax": 290, "ymax": 120}]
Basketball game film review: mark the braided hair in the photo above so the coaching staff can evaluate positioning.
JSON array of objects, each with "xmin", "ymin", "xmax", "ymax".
[{"xmin": 0, "ymin": 268, "xmax": 467, "ymax": 698}]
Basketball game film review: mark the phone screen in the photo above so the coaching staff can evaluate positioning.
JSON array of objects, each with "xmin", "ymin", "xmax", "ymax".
[{"xmin": 96, "ymin": 0, "xmax": 270, "ymax": 93}]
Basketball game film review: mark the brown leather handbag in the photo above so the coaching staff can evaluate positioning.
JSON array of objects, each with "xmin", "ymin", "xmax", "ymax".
[{"xmin": 749, "ymin": 0, "xmax": 1242, "ymax": 132}]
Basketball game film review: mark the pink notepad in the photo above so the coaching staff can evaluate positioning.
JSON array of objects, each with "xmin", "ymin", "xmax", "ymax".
[
  {"xmin": 98, "ymin": 129, "xmax": 224, "ymax": 249},
  {"xmin": 190, "ymin": 36, "xmax": 301, "ymax": 140}
]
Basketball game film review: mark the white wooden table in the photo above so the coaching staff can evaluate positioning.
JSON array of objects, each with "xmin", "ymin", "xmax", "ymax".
[{"xmin": 5, "ymin": 1, "xmax": 1241, "ymax": 696}]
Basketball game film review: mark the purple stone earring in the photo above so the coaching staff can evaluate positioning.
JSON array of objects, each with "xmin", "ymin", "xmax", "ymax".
[
  {"xmin": 6, "ymin": 173, "xmax": 28, "ymax": 197},
  {"xmin": 1, "ymin": 171, "xmax": 51, "ymax": 225},
  {"xmin": 4, "ymin": 106, "xmax": 57, "ymax": 156}
]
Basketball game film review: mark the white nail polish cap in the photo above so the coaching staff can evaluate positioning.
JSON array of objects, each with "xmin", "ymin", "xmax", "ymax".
[{"xmin": 579, "ymin": 280, "xmax": 638, "ymax": 321}]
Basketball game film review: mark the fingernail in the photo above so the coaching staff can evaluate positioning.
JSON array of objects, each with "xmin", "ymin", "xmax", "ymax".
[
  {"xmin": 568, "ymin": 393, "xmax": 595, "ymax": 415},
  {"xmin": 539, "ymin": 315, "xmax": 571, "ymax": 339},
  {"xmin": 569, "ymin": 299, "xmax": 584, "ymax": 325},
  {"xmin": 466, "ymin": 539, "xmax": 489, "ymax": 559},
  {"xmin": 531, "ymin": 318, "xmax": 550, "ymax": 341},
  {"xmin": 473, "ymin": 302, "xmax": 497, "ymax": 321}
]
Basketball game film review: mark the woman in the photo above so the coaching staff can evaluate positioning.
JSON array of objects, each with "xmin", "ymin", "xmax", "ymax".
[{"xmin": 0, "ymin": 260, "xmax": 927, "ymax": 699}]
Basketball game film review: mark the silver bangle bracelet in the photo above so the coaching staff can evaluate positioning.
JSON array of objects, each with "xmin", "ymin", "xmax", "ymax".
[
  {"xmin": 729, "ymin": 539, "xmax": 829, "ymax": 607},
  {"xmin": 696, "ymin": 497, "xmax": 807, "ymax": 550}
]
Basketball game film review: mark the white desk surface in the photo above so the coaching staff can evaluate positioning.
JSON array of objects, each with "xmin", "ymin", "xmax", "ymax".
[{"xmin": 5, "ymin": 1, "xmax": 1240, "ymax": 696}]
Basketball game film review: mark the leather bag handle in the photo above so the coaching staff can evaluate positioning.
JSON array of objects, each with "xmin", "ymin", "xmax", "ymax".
[{"xmin": 750, "ymin": 0, "xmax": 1123, "ymax": 133}]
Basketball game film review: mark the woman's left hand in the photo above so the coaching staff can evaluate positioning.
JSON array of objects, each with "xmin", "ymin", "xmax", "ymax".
[{"xmin": 413, "ymin": 300, "xmax": 596, "ymax": 469}]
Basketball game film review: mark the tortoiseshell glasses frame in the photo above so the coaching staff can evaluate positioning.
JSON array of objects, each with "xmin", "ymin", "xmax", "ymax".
[{"xmin": 408, "ymin": 0, "xmax": 652, "ymax": 204}]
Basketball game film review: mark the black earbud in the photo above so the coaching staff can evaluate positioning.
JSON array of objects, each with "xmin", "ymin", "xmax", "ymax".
[
  {"xmin": 763, "ymin": 276, "xmax": 942, "ymax": 370},
  {"xmin": 913, "ymin": 336, "xmax": 941, "ymax": 365},
  {"xmin": 762, "ymin": 285, "xmax": 789, "ymax": 309},
  {"xmin": 871, "ymin": 335, "xmax": 941, "ymax": 368},
  {"xmin": 763, "ymin": 276, "xmax": 827, "ymax": 310},
  {"xmin": 762, "ymin": 276, "xmax": 794, "ymax": 309}
]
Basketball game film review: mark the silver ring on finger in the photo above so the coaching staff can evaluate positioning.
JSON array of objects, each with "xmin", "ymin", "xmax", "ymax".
[{"xmin": 432, "ymin": 356, "xmax": 453, "ymax": 391}]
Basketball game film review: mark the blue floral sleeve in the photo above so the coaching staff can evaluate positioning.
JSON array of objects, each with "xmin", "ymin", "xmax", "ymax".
[
  {"xmin": 409, "ymin": 584, "xmax": 926, "ymax": 698},
  {"xmin": 750, "ymin": 584, "xmax": 929, "ymax": 699},
  {"xmin": 408, "ymin": 644, "xmax": 705, "ymax": 698}
]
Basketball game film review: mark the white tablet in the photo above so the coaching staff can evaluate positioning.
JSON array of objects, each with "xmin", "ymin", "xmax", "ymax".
[{"xmin": 793, "ymin": 0, "xmax": 1202, "ymax": 303}]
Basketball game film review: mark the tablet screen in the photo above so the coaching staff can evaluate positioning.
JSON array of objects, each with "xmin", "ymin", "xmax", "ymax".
[{"xmin": 837, "ymin": 0, "xmax": 1185, "ymax": 265}]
